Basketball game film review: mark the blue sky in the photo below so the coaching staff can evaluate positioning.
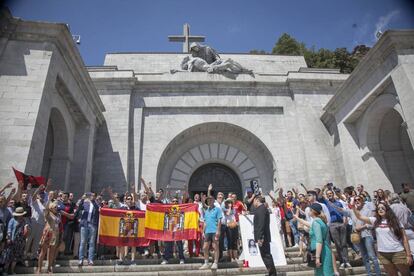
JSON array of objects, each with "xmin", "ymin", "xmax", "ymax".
[{"xmin": 5, "ymin": 0, "xmax": 414, "ymax": 65}]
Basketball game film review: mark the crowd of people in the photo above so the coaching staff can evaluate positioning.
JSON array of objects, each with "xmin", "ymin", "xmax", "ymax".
[{"xmin": 0, "ymin": 176, "xmax": 414, "ymax": 276}]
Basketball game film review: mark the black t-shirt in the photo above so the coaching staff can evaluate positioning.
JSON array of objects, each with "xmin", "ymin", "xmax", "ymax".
[{"xmin": 244, "ymin": 195, "xmax": 255, "ymax": 212}]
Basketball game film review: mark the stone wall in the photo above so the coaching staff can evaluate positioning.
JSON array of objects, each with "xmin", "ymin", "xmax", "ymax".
[{"xmin": 0, "ymin": 10, "xmax": 104, "ymax": 195}]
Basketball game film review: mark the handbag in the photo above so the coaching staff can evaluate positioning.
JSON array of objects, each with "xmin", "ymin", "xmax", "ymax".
[
  {"xmin": 227, "ymin": 221, "xmax": 238, "ymax": 229},
  {"xmin": 306, "ymin": 249, "xmax": 319, "ymax": 268},
  {"xmin": 351, "ymin": 231, "xmax": 361, "ymax": 244}
]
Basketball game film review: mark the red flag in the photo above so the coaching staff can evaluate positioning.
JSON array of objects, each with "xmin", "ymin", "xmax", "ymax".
[{"xmin": 12, "ymin": 167, "xmax": 45, "ymax": 189}]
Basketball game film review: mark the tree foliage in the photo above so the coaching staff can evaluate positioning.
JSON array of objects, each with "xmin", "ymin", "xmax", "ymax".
[
  {"xmin": 264, "ymin": 33, "xmax": 370, "ymax": 73},
  {"xmin": 272, "ymin": 33, "xmax": 304, "ymax": 55}
]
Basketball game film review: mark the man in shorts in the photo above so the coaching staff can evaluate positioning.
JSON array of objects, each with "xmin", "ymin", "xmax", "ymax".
[{"xmin": 200, "ymin": 196, "xmax": 222, "ymax": 270}]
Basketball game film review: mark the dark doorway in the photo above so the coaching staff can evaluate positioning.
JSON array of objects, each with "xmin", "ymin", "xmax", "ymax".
[{"xmin": 188, "ymin": 163, "xmax": 242, "ymax": 200}]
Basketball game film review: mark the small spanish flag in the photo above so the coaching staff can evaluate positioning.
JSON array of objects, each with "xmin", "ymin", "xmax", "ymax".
[
  {"xmin": 145, "ymin": 203, "xmax": 199, "ymax": 241},
  {"xmin": 98, "ymin": 208, "xmax": 149, "ymax": 247}
]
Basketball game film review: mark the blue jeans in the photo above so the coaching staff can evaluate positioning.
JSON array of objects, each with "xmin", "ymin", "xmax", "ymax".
[
  {"xmin": 164, "ymin": 240, "xmax": 184, "ymax": 261},
  {"xmin": 289, "ymin": 220, "xmax": 300, "ymax": 246},
  {"xmin": 359, "ymin": 236, "xmax": 381, "ymax": 276},
  {"xmin": 79, "ymin": 223, "xmax": 97, "ymax": 262}
]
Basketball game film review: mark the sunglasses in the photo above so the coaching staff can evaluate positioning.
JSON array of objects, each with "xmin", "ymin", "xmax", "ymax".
[
  {"xmin": 126, "ymin": 198, "xmax": 132, "ymax": 200},
  {"xmin": 355, "ymin": 198, "xmax": 362, "ymax": 202},
  {"xmin": 377, "ymin": 206, "xmax": 386, "ymax": 211}
]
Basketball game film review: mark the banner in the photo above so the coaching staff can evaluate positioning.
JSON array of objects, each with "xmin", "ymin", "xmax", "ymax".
[
  {"xmin": 98, "ymin": 208, "xmax": 149, "ymax": 247},
  {"xmin": 239, "ymin": 214, "xmax": 287, "ymax": 267},
  {"xmin": 12, "ymin": 167, "xmax": 45, "ymax": 190},
  {"xmin": 145, "ymin": 203, "xmax": 199, "ymax": 241}
]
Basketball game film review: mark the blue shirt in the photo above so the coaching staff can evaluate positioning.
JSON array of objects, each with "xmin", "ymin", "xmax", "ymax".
[
  {"xmin": 323, "ymin": 199, "xmax": 343, "ymax": 223},
  {"xmin": 204, "ymin": 206, "xmax": 222, "ymax": 234}
]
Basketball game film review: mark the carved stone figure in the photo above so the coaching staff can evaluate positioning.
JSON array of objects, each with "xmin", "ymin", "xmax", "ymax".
[
  {"xmin": 178, "ymin": 55, "xmax": 252, "ymax": 74},
  {"xmin": 189, "ymin": 42, "xmax": 220, "ymax": 64}
]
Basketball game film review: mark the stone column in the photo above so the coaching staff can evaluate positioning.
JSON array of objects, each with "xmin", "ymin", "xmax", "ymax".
[{"xmin": 130, "ymin": 96, "xmax": 145, "ymax": 191}]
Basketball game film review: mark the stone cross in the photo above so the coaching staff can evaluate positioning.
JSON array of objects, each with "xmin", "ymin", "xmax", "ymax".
[{"xmin": 168, "ymin": 23, "xmax": 205, "ymax": 53}]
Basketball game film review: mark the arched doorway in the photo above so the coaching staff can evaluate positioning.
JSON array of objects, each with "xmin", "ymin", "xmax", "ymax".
[
  {"xmin": 156, "ymin": 122, "xmax": 276, "ymax": 197},
  {"xmin": 189, "ymin": 163, "xmax": 242, "ymax": 199},
  {"xmin": 379, "ymin": 109, "xmax": 414, "ymax": 192},
  {"xmin": 40, "ymin": 108, "xmax": 70, "ymax": 191}
]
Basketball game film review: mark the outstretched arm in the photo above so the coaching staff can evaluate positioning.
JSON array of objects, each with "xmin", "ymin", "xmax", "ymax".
[
  {"xmin": 207, "ymin": 184, "xmax": 213, "ymax": 198},
  {"xmin": 300, "ymin": 183, "xmax": 309, "ymax": 193},
  {"xmin": 293, "ymin": 209, "xmax": 310, "ymax": 227},
  {"xmin": 0, "ymin": 182, "xmax": 13, "ymax": 195},
  {"xmin": 351, "ymin": 204, "xmax": 372, "ymax": 225}
]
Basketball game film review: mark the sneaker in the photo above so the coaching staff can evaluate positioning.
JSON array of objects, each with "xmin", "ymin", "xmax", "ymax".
[
  {"xmin": 199, "ymin": 263, "xmax": 210, "ymax": 270},
  {"xmin": 161, "ymin": 260, "xmax": 168, "ymax": 265},
  {"xmin": 339, "ymin": 263, "xmax": 345, "ymax": 269},
  {"xmin": 180, "ymin": 259, "xmax": 185, "ymax": 264},
  {"xmin": 345, "ymin": 262, "xmax": 352, "ymax": 268},
  {"xmin": 210, "ymin": 262, "xmax": 218, "ymax": 270},
  {"xmin": 78, "ymin": 260, "xmax": 83, "ymax": 267},
  {"xmin": 54, "ymin": 264, "xmax": 61, "ymax": 267},
  {"xmin": 88, "ymin": 261, "xmax": 94, "ymax": 266}
]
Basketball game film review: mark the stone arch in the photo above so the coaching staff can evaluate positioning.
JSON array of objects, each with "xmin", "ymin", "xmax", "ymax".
[
  {"xmin": 156, "ymin": 122, "xmax": 276, "ymax": 196},
  {"xmin": 41, "ymin": 107, "xmax": 71, "ymax": 191},
  {"xmin": 358, "ymin": 93, "xmax": 414, "ymax": 191},
  {"xmin": 358, "ymin": 93, "xmax": 404, "ymax": 151}
]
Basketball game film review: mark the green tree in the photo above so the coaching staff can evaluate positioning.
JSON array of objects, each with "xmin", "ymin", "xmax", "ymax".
[
  {"xmin": 272, "ymin": 33, "xmax": 304, "ymax": 55},
  {"xmin": 269, "ymin": 33, "xmax": 370, "ymax": 73}
]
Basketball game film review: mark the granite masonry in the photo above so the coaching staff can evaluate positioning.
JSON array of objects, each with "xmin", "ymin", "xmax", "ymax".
[{"xmin": 1, "ymin": 10, "xmax": 413, "ymax": 196}]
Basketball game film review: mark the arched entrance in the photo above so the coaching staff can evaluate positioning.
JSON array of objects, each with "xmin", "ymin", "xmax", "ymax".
[
  {"xmin": 189, "ymin": 163, "xmax": 242, "ymax": 199},
  {"xmin": 379, "ymin": 109, "xmax": 414, "ymax": 192},
  {"xmin": 156, "ymin": 122, "xmax": 276, "ymax": 198},
  {"xmin": 40, "ymin": 108, "xmax": 70, "ymax": 191}
]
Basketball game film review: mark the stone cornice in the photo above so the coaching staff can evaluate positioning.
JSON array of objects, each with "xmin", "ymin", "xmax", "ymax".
[
  {"xmin": 323, "ymin": 30, "xmax": 414, "ymax": 116},
  {"xmin": 1, "ymin": 9, "xmax": 105, "ymax": 124}
]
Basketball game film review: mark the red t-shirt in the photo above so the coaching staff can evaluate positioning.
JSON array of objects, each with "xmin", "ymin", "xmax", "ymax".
[{"xmin": 233, "ymin": 200, "xmax": 244, "ymax": 221}]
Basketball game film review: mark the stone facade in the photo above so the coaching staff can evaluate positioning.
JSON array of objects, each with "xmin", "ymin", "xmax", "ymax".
[
  {"xmin": 1, "ymin": 10, "xmax": 413, "ymax": 196},
  {"xmin": 0, "ymin": 10, "xmax": 104, "ymax": 195},
  {"xmin": 322, "ymin": 30, "xmax": 414, "ymax": 193},
  {"xmin": 89, "ymin": 54, "xmax": 348, "ymax": 194}
]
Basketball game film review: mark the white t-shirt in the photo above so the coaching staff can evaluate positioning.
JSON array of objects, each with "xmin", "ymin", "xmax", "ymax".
[
  {"xmin": 31, "ymin": 199, "xmax": 45, "ymax": 225},
  {"xmin": 305, "ymin": 202, "xmax": 331, "ymax": 225},
  {"xmin": 369, "ymin": 217, "xmax": 404, "ymax": 253},
  {"xmin": 137, "ymin": 200, "xmax": 147, "ymax": 211}
]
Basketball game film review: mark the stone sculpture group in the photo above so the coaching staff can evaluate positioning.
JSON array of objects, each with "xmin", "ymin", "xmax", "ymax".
[{"xmin": 172, "ymin": 42, "xmax": 252, "ymax": 74}]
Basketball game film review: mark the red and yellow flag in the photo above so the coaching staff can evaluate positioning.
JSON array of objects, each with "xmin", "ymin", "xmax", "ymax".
[
  {"xmin": 145, "ymin": 203, "xmax": 199, "ymax": 241},
  {"xmin": 98, "ymin": 208, "xmax": 149, "ymax": 247}
]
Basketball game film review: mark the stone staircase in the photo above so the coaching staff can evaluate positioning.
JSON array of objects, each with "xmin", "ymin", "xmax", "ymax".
[{"xmin": 16, "ymin": 247, "xmax": 386, "ymax": 276}]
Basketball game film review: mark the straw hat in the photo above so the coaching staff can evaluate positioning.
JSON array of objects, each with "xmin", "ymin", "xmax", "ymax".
[{"xmin": 13, "ymin": 207, "xmax": 27, "ymax": 217}]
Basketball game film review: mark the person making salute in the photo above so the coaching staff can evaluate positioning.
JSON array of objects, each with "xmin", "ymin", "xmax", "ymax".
[{"xmin": 199, "ymin": 196, "xmax": 222, "ymax": 270}]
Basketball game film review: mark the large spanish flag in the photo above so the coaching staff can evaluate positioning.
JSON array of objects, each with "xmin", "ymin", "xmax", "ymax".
[
  {"xmin": 145, "ymin": 203, "xmax": 199, "ymax": 241},
  {"xmin": 98, "ymin": 208, "xmax": 149, "ymax": 247}
]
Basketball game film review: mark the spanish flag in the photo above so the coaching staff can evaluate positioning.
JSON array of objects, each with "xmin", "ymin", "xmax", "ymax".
[
  {"xmin": 145, "ymin": 203, "xmax": 199, "ymax": 241},
  {"xmin": 98, "ymin": 208, "xmax": 149, "ymax": 247}
]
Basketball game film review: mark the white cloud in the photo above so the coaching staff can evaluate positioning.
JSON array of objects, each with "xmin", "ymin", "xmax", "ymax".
[{"xmin": 374, "ymin": 10, "xmax": 400, "ymax": 40}]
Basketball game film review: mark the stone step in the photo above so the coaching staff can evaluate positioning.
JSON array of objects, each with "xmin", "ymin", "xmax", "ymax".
[{"xmin": 17, "ymin": 262, "xmax": 371, "ymax": 275}]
